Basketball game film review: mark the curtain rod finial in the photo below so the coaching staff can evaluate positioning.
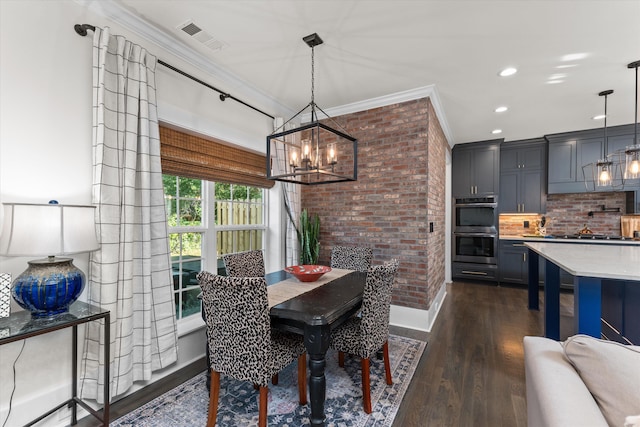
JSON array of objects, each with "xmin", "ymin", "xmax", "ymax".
[{"xmin": 74, "ymin": 24, "xmax": 95, "ymax": 37}]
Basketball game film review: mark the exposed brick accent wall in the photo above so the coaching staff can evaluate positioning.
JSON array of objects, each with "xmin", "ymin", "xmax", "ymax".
[
  {"xmin": 301, "ymin": 98, "xmax": 448, "ymax": 311},
  {"xmin": 545, "ymin": 192, "xmax": 627, "ymax": 235},
  {"xmin": 426, "ymin": 101, "xmax": 447, "ymax": 305},
  {"xmin": 499, "ymin": 192, "xmax": 628, "ymax": 236}
]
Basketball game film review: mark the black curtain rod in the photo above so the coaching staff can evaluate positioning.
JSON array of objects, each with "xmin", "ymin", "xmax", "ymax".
[{"xmin": 74, "ymin": 23, "xmax": 275, "ymax": 120}]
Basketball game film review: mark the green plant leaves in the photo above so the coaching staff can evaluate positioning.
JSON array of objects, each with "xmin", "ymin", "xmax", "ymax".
[{"xmin": 298, "ymin": 209, "xmax": 320, "ymax": 265}]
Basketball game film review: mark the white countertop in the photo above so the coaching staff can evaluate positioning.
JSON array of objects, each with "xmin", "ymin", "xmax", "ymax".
[
  {"xmin": 501, "ymin": 235, "xmax": 640, "ymax": 245},
  {"xmin": 524, "ymin": 242, "xmax": 640, "ymax": 281}
]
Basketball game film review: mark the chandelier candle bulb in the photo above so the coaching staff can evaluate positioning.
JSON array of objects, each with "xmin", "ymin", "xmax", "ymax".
[
  {"xmin": 303, "ymin": 140, "xmax": 311, "ymax": 160},
  {"xmin": 327, "ymin": 143, "xmax": 337, "ymax": 165},
  {"xmin": 290, "ymin": 149, "xmax": 299, "ymax": 168}
]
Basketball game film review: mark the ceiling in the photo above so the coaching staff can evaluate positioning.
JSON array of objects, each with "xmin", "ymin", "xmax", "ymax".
[{"xmin": 85, "ymin": 0, "xmax": 640, "ymax": 145}]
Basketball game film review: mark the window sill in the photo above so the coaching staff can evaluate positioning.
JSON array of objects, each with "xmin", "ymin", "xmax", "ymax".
[{"xmin": 177, "ymin": 314, "xmax": 205, "ymax": 337}]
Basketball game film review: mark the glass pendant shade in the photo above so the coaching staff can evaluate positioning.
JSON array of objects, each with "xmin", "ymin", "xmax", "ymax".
[
  {"xmin": 597, "ymin": 159, "xmax": 613, "ymax": 187},
  {"xmin": 0, "ymin": 202, "xmax": 99, "ymax": 317},
  {"xmin": 625, "ymin": 145, "xmax": 640, "ymax": 179}
]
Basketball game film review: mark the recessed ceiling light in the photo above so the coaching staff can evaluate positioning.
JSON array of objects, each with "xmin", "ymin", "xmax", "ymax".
[
  {"xmin": 491, "ymin": 129, "xmax": 503, "ymax": 134},
  {"xmin": 499, "ymin": 67, "xmax": 517, "ymax": 77},
  {"xmin": 546, "ymin": 80, "xmax": 564, "ymax": 84},
  {"xmin": 495, "ymin": 106, "xmax": 508, "ymax": 113},
  {"xmin": 592, "ymin": 114, "xmax": 606, "ymax": 120},
  {"xmin": 561, "ymin": 53, "xmax": 589, "ymax": 62},
  {"xmin": 556, "ymin": 64, "xmax": 577, "ymax": 69}
]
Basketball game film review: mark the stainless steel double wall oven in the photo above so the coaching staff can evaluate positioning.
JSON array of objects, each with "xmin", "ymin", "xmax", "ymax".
[{"xmin": 453, "ymin": 196, "xmax": 498, "ymax": 265}]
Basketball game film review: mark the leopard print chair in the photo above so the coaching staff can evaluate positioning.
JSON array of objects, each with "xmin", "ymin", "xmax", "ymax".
[
  {"xmin": 330, "ymin": 246, "xmax": 373, "ymax": 272},
  {"xmin": 223, "ymin": 249, "xmax": 265, "ymax": 277},
  {"xmin": 329, "ymin": 259, "xmax": 399, "ymax": 414},
  {"xmin": 197, "ymin": 271, "xmax": 307, "ymax": 427}
]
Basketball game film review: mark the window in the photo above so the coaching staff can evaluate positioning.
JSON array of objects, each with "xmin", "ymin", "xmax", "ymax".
[{"xmin": 163, "ymin": 175, "xmax": 266, "ymax": 322}]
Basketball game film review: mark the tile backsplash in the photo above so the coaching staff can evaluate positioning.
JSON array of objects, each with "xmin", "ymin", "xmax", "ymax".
[{"xmin": 500, "ymin": 192, "xmax": 628, "ymax": 236}]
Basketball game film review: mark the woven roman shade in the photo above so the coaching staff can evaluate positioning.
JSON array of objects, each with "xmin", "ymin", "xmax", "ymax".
[{"xmin": 160, "ymin": 126, "xmax": 275, "ymax": 189}]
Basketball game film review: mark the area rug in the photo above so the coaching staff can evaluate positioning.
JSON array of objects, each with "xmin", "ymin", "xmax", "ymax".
[{"xmin": 111, "ymin": 334, "xmax": 426, "ymax": 427}]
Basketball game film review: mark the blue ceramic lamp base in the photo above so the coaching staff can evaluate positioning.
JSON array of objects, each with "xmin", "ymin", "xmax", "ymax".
[{"xmin": 11, "ymin": 257, "xmax": 86, "ymax": 318}]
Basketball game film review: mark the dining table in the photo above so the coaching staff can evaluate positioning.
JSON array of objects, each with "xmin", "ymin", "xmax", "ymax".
[
  {"xmin": 266, "ymin": 268, "xmax": 367, "ymax": 427},
  {"xmin": 201, "ymin": 267, "xmax": 367, "ymax": 427}
]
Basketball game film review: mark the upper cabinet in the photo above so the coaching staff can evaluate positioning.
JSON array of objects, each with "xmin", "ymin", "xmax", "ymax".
[
  {"xmin": 500, "ymin": 139, "xmax": 547, "ymax": 213},
  {"xmin": 547, "ymin": 124, "xmax": 638, "ymax": 194},
  {"xmin": 452, "ymin": 139, "xmax": 501, "ymax": 198}
]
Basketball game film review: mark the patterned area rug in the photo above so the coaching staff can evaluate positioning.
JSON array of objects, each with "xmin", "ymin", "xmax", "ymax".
[{"xmin": 111, "ymin": 334, "xmax": 426, "ymax": 427}]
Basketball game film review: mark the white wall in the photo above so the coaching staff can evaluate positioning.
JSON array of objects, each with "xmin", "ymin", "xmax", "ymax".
[{"xmin": 0, "ymin": 1, "xmax": 282, "ymax": 426}]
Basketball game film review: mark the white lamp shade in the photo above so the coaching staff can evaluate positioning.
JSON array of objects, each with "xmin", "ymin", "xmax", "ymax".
[{"xmin": 0, "ymin": 203, "xmax": 100, "ymax": 257}]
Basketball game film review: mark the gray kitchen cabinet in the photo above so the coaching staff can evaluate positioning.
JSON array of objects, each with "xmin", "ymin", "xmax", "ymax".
[
  {"xmin": 547, "ymin": 124, "xmax": 637, "ymax": 194},
  {"xmin": 452, "ymin": 139, "xmax": 501, "ymax": 197},
  {"xmin": 498, "ymin": 239, "xmax": 546, "ymax": 286},
  {"xmin": 500, "ymin": 139, "xmax": 547, "ymax": 213},
  {"xmin": 498, "ymin": 240, "xmax": 529, "ymax": 284}
]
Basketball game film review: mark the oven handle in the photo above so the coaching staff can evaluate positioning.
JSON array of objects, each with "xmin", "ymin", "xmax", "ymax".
[
  {"xmin": 454, "ymin": 203, "xmax": 497, "ymax": 208},
  {"xmin": 453, "ymin": 232, "xmax": 497, "ymax": 238}
]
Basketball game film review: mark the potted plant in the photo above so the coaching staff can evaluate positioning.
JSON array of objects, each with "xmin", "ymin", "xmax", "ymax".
[{"xmin": 297, "ymin": 209, "xmax": 320, "ymax": 265}]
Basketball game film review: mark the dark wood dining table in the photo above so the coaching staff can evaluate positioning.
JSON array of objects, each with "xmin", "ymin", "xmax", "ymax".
[{"xmin": 266, "ymin": 269, "xmax": 367, "ymax": 427}]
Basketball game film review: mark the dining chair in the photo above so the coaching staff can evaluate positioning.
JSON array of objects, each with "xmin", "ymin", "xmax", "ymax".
[
  {"xmin": 223, "ymin": 249, "xmax": 265, "ymax": 277},
  {"xmin": 329, "ymin": 259, "xmax": 399, "ymax": 413},
  {"xmin": 330, "ymin": 245, "xmax": 373, "ymax": 272},
  {"xmin": 197, "ymin": 271, "xmax": 307, "ymax": 427}
]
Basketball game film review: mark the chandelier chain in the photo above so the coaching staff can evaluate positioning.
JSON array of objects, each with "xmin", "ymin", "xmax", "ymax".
[{"xmin": 311, "ymin": 45, "xmax": 316, "ymax": 120}]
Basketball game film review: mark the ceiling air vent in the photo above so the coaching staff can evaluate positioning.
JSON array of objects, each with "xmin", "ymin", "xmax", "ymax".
[{"xmin": 177, "ymin": 20, "xmax": 227, "ymax": 52}]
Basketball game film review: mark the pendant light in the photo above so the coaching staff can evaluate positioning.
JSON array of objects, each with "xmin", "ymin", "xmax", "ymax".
[
  {"xmin": 266, "ymin": 33, "xmax": 357, "ymax": 185},
  {"xmin": 624, "ymin": 60, "xmax": 640, "ymax": 180},
  {"xmin": 596, "ymin": 90, "xmax": 614, "ymax": 187}
]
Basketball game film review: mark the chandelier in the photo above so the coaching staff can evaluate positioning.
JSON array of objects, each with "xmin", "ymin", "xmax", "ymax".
[{"xmin": 266, "ymin": 33, "xmax": 357, "ymax": 185}]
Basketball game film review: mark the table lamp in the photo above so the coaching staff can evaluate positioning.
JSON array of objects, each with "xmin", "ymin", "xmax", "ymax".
[{"xmin": 0, "ymin": 201, "xmax": 99, "ymax": 317}]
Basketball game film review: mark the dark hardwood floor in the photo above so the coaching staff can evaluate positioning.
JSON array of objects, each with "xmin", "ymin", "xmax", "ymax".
[
  {"xmin": 392, "ymin": 280, "xmax": 574, "ymax": 427},
  {"xmin": 79, "ymin": 280, "xmax": 574, "ymax": 426}
]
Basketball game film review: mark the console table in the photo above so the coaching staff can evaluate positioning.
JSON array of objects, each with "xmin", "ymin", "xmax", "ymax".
[{"xmin": 0, "ymin": 302, "xmax": 110, "ymax": 426}]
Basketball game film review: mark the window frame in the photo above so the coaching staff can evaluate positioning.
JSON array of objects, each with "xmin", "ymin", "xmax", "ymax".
[{"xmin": 165, "ymin": 176, "xmax": 267, "ymax": 336}]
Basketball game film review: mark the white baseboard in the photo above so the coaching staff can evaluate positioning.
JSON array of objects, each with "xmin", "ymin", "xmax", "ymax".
[{"xmin": 390, "ymin": 281, "xmax": 447, "ymax": 332}]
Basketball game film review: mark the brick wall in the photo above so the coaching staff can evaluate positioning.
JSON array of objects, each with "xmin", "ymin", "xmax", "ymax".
[
  {"xmin": 301, "ymin": 98, "xmax": 448, "ymax": 311},
  {"xmin": 426, "ymin": 101, "xmax": 447, "ymax": 305},
  {"xmin": 499, "ymin": 191, "xmax": 628, "ymax": 236},
  {"xmin": 545, "ymin": 192, "xmax": 627, "ymax": 235}
]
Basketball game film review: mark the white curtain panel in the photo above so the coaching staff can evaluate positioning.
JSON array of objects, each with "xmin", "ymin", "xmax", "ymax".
[
  {"xmin": 80, "ymin": 27, "xmax": 178, "ymax": 403},
  {"xmin": 272, "ymin": 118, "xmax": 301, "ymax": 266}
]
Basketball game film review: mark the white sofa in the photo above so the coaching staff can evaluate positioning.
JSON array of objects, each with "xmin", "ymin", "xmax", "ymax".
[{"xmin": 524, "ymin": 335, "xmax": 640, "ymax": 427}]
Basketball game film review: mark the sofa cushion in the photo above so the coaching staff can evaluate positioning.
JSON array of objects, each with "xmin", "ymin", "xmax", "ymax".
[
  {"xmin": 563, "ymin": 335, "xmax": 640, "ymax": 427},
  {"xmin": 524, "ymin": 336, "xmax": 608, "ymax": 427}
]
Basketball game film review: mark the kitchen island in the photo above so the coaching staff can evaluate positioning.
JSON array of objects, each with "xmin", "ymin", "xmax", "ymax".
[{"xmin": 525, "ymin": 242, "xmax": 640, "ymax": 342}]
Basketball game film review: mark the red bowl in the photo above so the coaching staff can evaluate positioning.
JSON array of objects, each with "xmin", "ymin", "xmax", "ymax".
[{"xmin": 284, "ymin": 265, "xmax": 332, "ymax": 282}]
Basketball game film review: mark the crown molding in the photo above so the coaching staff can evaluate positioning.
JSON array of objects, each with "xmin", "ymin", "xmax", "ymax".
[
  {"xmin": 74, "ymin": 0, "xmax": 295, "ymax": 118},
  {"xmin": 302, "ymin": 85, "xmax": 454, "ymax": 146},
  {"xmin": 75, "ymin": 0, "xmax": 453, "ymax": 145}
]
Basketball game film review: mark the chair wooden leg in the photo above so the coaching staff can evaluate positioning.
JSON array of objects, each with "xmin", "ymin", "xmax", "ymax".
[
  {"xmin": 338, "ymin": 351, "xmax": 345, "ymax": 367},
  {"xmin": 208, "ymin": 370, "xmax": 221, "ymax": 427},
  {"xmin": 383, "ymin": 341, "xmax": 393, "ymax": 385},
  {"xmin": 272, "ymin": 373, "xmax": 279, "ymax": 385},
  {"xmin": 258, "ymin": 386, "xmax": 268, "ymax": 427},
  {"xmin": 298, "ymin": 353, "xmax": 307, "ymax": 405},
  {"xmin": 360, "ymin": 358, "xmax": 372, "ymax": 413}
]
